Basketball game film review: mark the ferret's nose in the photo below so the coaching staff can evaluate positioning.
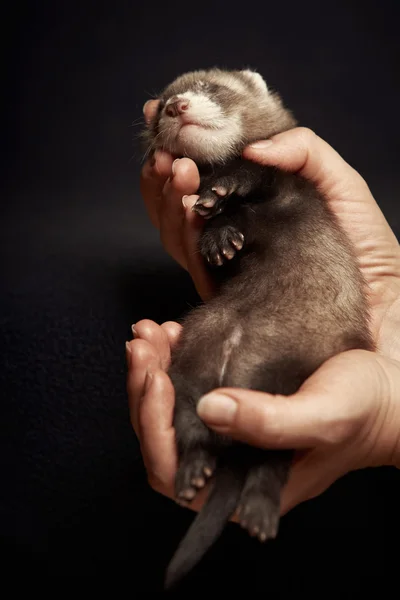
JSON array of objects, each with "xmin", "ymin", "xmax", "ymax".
[{"xmin": 165, "ymin": 97, "xmax": 190, "ymax": 117}]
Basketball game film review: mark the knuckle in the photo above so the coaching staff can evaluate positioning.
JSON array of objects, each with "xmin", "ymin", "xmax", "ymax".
[
  {"xmin": 135, "ymin": 319, "xmax": 160, "ymax": 340},
  {"xmin": 161, "ymin": 322, "xmax": 182, "ymax": 345},
  {"xmin": 296, "ymin": 126, "xmax": 317, "ymax": 145},
  {"xmin": 161, "ymin": 320, "xmax": 181, "ymax": 332},
  {"xmin": 257, "ymin": 404, "xmax": 286, "ymax": 446},
  {"xmin": 136, "ymin": 318, "xmax": 157, "ymax": 329},
  {"xmin": 319, "ymin": 416, "xmax": 355, "ymax": 446},
  {"xmin": 130, "ymin": 338, "xmax": 156, "ymax": 365},
  {"xmin": 350, "ymin": 169, "xmax": 372, "ymax": 196}
]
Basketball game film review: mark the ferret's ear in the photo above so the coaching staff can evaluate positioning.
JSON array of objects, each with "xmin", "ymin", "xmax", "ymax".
[{"xmin": 240, "ymin": 70, "xmax": 269, "ymax": 94}]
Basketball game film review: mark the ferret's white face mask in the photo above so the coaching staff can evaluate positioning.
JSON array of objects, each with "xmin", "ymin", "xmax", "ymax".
[
  {"xmin": 157, "ymin": 90, "xmax": 242, "ymax": 164},
  {"xmin": 150, "ymin": 70, "xmax": 271, "ymax": 164}
]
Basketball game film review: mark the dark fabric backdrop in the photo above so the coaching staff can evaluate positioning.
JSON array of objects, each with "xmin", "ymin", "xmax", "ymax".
[{"xmin": 2, "ymin": 0, "xmax": 399, "ymax": 593}]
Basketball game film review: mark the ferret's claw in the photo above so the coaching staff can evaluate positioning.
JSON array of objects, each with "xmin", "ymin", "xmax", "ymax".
[
  {"xmin": 194, "ymin": 196, "xmax": 217, "ymax": 208},
  {"xmin": 179, "ymin": 488, "xmax": 196, "ymax": 501},
  {"xmin": 192, "ymin": 195, "xmax": 218, "ymax": 218},
  {"xmin": 201, "ymin": 226, "xmax": 245, "ymax": 267},
  {"xmin": 211, "ymin": 185, "xmax": 228, "ymax": 197},
  {"xmin": 221, "ymin": 246, "xmax": 236, "ymax": 260},
  {"xmin": 206, "ymin": 252, "xmax": 223, "ymax": 266},
  {"xmin": 191, "ymin": 476, "xmax": 205, "ymax": 488},
  {"xmin": 192, "ymin": 186, "xmax": 229, "ymax": 218}
]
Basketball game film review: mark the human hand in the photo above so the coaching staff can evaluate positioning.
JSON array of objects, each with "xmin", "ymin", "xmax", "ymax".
[
  {"xmin": 126, "ymin": 320, "xmax": 208, "ymax": 513},
  {"xmin": 140, "ymin": 100, "xmax": 400, "ymax": 354},
  {"xmin": 126, "ymin": 321, "xmax": 400, "ymax": 516},
  {"xmin": 133, "ymin": 112, "xmax": 400, "ymax": 515}
]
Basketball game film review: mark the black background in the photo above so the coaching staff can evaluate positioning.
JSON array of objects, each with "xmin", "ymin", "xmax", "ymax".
[{"xmin": 1, "ymin": 0, "xmax": 400, "ymax": 593}]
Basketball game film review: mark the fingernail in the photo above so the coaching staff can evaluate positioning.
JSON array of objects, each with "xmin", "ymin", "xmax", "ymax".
[
  {"xmin": 131, "ymin": 324, "xmax": 138, "ymax": 338},
  {"xmin": 197, "ymin": 393, "xmax": 238, "ymax": 425},
  {"xmin": 172, "ymin": 158, "xmax": 180, "ymax": 177},
  {"xmin": 249, "ymin": 139, "xmax": 273, "ymax": 149},
  {"xmin": 182, "ymin": 194, "xmax": 199, "ymax": 209}
]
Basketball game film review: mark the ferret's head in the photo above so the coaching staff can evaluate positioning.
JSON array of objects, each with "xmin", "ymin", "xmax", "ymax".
[{"xmin": 142, "ymin": 68, "xmax": 296, "ymax": 165}]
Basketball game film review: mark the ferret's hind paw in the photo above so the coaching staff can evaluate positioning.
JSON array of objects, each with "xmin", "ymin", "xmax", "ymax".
[
  {"xmin": 237, "ymin": 490, "xmax": 280, "ymax": 543},
  {"xmin": 200, "ymin": 225, "xmax": 244, "ymax": 266},
  {"xmin": 175, "ymin": 449, "xmax": 216, "ymax": 503}
]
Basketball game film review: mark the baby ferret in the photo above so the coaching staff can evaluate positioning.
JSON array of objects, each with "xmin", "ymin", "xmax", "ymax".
[{"xmin": 142, "ymin": 68, "xmax": 374, "ymax": 589}]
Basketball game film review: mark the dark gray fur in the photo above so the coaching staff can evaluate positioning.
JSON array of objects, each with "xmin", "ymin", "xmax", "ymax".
[{"xmin": 142, "ymin": 69, "xmax": 374, "ymax": 589}]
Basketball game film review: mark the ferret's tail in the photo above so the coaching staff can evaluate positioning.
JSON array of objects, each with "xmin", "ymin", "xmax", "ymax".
[{"xmin": 164, "ymin": 464, "xmax": 246, "ymax": 590}]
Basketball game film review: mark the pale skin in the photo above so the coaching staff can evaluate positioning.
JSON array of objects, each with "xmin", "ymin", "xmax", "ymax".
[{"xmin": 126, "ymin": 98, "xmax": 400, "ymax": 518}]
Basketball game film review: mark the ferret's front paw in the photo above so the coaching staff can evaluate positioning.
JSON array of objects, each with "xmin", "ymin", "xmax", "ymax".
[
  {"xmin": 200, "ymin": 225, "xmax": 244, "ymax": 266},
  {"xmin": 192, "ymin": 185, "xmax": 231, "ymax": 219},
  {"xmin": 175, "ymin": 448, "xmax": 216, "ymax": 503}
]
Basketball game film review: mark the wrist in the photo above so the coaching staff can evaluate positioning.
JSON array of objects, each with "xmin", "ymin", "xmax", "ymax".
[{"xmin": 367, "ymin": 354, "xmax": 400, "ymax": 469}]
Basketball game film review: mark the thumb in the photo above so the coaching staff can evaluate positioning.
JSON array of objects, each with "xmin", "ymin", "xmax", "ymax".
[
  {"xmin": 242, "ymin": 127, "xmax": 368, "ymax": 205},
  {"xmin": 196, "ymin": 351, "xmax": 380, "ymax": 450},
  {"xmin": 196, "ymin": 388, "xmax": 327, "ymax": 450}
]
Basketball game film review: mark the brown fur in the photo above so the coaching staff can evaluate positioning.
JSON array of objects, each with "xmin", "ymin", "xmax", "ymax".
[
  {"xmin": 142, "ymin": 68, "xmax": 296, "ymax": 165},
  {"xmin": 141, "ymin": 68, "xmax": 374, "ymax": 589}
]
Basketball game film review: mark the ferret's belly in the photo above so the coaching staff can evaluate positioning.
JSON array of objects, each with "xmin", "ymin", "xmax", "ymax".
[{"xmin": 172, "ymin": 303, "xmax": 347, "ymax": 398}]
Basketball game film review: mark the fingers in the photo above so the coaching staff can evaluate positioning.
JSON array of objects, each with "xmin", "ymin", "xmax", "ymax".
[
  {"xmin": 158, "ymin": 158, "xmax": 201, "ymax": 269},
  {"xmin": 196, "ymin": 350, "xmax": 380, "ymax": 451},
  {"xmin": 127, "ymin": 319, "xmax": 176, "ymax": 435},
  {"xmin": 125, "ymin": 318, "xmax": 216, "ymax": 508},
  {"xmin": 140, "ymin": 156, "xmax": 202, "ymax": 272},
  {"xmin": 126, "ymin": 339, "xmax": 161, "ymax": 437},
  {"xmin": 140, "ymin": 99, "xmax": 170, "ymax": 229},
  {"xmin": 182, "ymin": 196, "xmax": 216, "ymax": 301},
  {"xmin": 126, "ymin": 324, "xmax": 177, "ymax": 494},
  {"xmin": 243, "ymin": 127, "xmax": 400, "ymax": 256},
  {"xmin": 138, "ymin": 368, "xmax": 177, "ymax": 491},
  {"xmin": 197, "ymin": 389, "xmax": 328, "ymax": 449},
  {"xmin": 243, "ymin": 127, "xmax": 370, "ymax": 205},
  {"xmin": 127, "ymin": 340, "xmax": 212, "ymax": 507},
  {"xmin": 140, "ymin": 150, "xmax": 174, "ymax": 229},
  {"xmin": 134, "ymin": 319, "xmax": 172, "ymax": 370},
  {"xmin": 161, "ymin": 321, "xmax": 183, "ymax": 348}
]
